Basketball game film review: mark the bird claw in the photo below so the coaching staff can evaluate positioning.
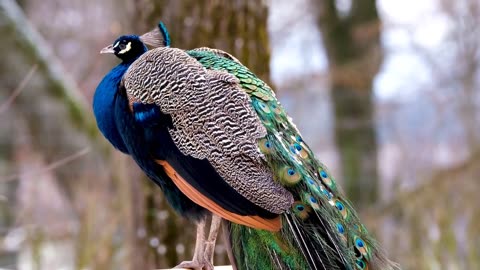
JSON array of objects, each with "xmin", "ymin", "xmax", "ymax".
[
  {"xmin": 174, "ymin": 215, "xmax": 221, "ymax": 270},
  {"xmin": 174, "ymin": 259, "xmax": 214, "ymax": 270}
]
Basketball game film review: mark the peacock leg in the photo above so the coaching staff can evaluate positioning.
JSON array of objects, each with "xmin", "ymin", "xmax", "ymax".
[
  {"xmin": 175, "ymin": 217, "xmax": 209, "ymax": 270},
  {"xmin": 203, "ymin": 214, "xmax": 222, "ymax": 266}
]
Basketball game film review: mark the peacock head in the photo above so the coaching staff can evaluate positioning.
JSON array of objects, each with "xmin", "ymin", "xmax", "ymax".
[
  {"xmin": 100, "ymin": 35, "xmax": 147, "ymax": 63},
  {"xmin": 100, "ymin": 22, "xmax": 171, "ymax": 63}
]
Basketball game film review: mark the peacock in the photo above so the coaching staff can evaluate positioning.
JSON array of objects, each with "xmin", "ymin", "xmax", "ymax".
[{"xmin": 94, "ymin": 22, "xmax": 398, "ymax": 270}]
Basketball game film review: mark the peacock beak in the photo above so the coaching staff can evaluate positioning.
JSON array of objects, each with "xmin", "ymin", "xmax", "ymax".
[{"xmin": 100, "ymin": 44, "xmax": 115, "ymax": 54}]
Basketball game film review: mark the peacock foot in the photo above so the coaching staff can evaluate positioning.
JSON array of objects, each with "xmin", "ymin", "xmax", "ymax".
[
  {"xmin": 174, "ymin": 259, "xmax": 214, "ymax": 270},
  {"xmin": 174, "ymin": 215, "xmax": 221, "ymax": 270}
]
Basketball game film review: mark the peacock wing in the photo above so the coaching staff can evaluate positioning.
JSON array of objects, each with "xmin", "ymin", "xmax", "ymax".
[{"xmin": 122, "ymin": 47, "xmax": 294, "ymax": 231}]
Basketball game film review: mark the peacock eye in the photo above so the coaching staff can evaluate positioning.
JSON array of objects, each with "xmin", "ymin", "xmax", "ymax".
[{"xmin": 119, "ymin": 43, "xmax": 126, "ymax": 50}]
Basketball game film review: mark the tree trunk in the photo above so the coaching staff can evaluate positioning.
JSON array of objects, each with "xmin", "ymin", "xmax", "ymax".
[
  {"xmin": 316, "ymin": 0, "xmax": 382, "ymax": 207},
  {"xmin": 137, "ymin": 0, "xmax": 271, "ymax": 83}
]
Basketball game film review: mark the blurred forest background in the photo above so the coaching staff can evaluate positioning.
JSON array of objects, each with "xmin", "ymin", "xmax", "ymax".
[{"xmin": 1, "ymin": 0, "xmax": 479, "ymax": 269}]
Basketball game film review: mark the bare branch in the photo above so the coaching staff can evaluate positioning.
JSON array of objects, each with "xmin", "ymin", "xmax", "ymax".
[
  {"xmin": 0, "ymin": 147, "xmax": 90, "ymax": 183},
  {"xmin": 0, "ymin": 64, "xmax": 38, "ymax": 114}
]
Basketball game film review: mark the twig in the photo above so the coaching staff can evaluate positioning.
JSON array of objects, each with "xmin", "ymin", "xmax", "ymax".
[
  {"xmin": 1, "ymin": 0, "xmax": 100, "ymax": 141},
  {"xmin": 0, "ymin": 64, "xmax": 38, "ymax": 114},
  {"xmin": 0, "ymin": 147, "xmax": 90, "ymax": 183}
]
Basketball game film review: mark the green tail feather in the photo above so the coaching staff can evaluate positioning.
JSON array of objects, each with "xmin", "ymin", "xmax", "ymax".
[
  {"xmin": 187, "ymin": 50, "xmax": 397, "ymax": 270},
  {"xmin": 227, "ymin": 222, "xmax": 308, "ymax": 270}
]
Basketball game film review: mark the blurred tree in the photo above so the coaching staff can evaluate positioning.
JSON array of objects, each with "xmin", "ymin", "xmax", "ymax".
[
  {"xmin": 439, "ymin": 0, "xmax": 480, "ymax": 154},
  {"xmin": 315, "ymin": 0, "xmax": 382, "ymax": 207},
  {"xmin": 375, "ymin": 1, "xmax": 480, "ymax": 268},
  {"xmin": 0, "ymin": 1, "xmax": 131, "ymax": 269}
]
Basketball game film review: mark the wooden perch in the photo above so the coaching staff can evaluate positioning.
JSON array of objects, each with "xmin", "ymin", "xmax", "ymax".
[{"xmin": 159, "ymin": 266, "xmax": 233, "ymax": 270}]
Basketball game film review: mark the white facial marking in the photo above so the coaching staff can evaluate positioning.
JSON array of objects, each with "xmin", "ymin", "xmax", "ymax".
[
  {"xmin": 118, "ymin": 42, "xmax": 132, "ymax": 54},
  {"xmin": 113, "ymin": 41, "xmax": 120, "ymax": 48}
]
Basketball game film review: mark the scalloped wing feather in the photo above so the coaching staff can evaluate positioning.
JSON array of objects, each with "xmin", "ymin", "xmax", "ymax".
[{"xmin": 123, "ymin": 47, "xmax": 294, "ymax": 215}]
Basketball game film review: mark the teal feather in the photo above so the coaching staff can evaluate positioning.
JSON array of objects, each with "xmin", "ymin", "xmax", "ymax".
[{"xmin": 158, "ymin": 22, "xmax": 171, "ymax": 47}]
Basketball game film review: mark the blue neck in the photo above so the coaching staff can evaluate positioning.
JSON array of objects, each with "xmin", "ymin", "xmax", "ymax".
[{"xmin": 93, "ymin": 63, "xmax": 130, "ymax": 153}]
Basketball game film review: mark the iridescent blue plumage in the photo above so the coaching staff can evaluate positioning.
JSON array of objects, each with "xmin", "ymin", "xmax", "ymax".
[
  {"xmin": 93, "ymin": 35, "xmax": 148, "ymax": 153},
  {"xmin": 93, "ymin": 63, "xmax": 130, "ymax": 153},
  {"xmin": 132, "ymin": 103, "xmax": 163, "ymax": 127},
  {"xmin": 93, "ymin": 34, "xmax": 206, "ymax": 219}
]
